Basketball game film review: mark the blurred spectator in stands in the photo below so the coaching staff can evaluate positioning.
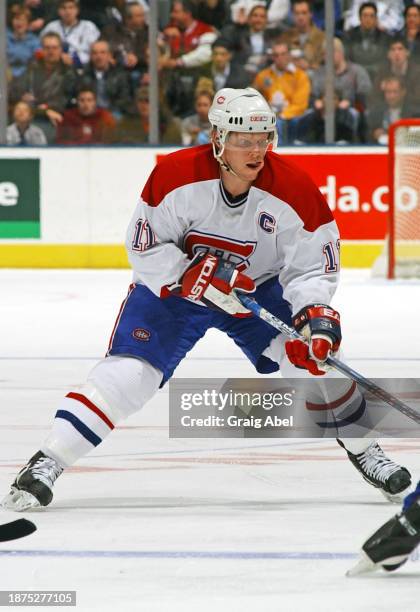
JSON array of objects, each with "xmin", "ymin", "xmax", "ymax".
[
  {"xmin": 343, "ymin": 0, "xmax": 405, "ymax": 34},
  {"xmin": 7, "ymin": 5, "xmax": 41, "ymax": 78},
  {"xmin": 160, "ymin": 0, "xmax": 217, "ymax": 70},
  {"xmin": 221, "ymin": 4, "xmax": 281, "ymax": 79},
  {"xmin": 79, "ymin": 0, "xmax": 123, "ymax": 30},
  {"xmin": 159, "ymin": 0, "xmax": 217, "ymax": 117},
  {"xmin": 41, "ymin": 0, "xmax": 100, "ymax": 68},
  {"xmin": 9, "ymin": 32, "xmax": 77, "ymax": 142},
  {"xmin": 228, "ymin": 0, "xmax": 290, "ymax": 29},
  {"xmin": 134, "ymin": 0, "xmax": 149, "ymax": 13},
  {"xmin": 56, "ymin": 87, "xmax": 116, "ymax": 144},
  {"xmin": 266, "ymin": 0, "xmax": 291, "ymax": 28},
  {"xmin": 253, "ymin": 41, "xmax": 310, "ymax": 143},
  {"xmin": 397, "ymin": 4, "xmax": 420, "ymax": 60},
  {"xmin": 372, "ymin": 38, "xmax": 420, "ymax": 107},
  {"xmin": 279, "ymin": 0, "xmax": 325, "ymax": 74},
  {"xmin": 295, "ymin": 90, "xmax": 357, "ymax": 143},
  {"xmin": 342, "ymin": 2, "xmax": 392, "ymax": 81},
  {"xmin": 134, "ymin": 39, "xmax": 183, "ymax": 118},
  {"xmin": 312, "ymin": 37, "xmax": 372, "ymax": 113},
  {"xmin": 194, "ymin": 76, "xmax": 214, "ymax": 97},
  {"xmin": 135, "ymin": 39, "xmax": 167, "ymax": 88},
  {"xmin": 23, "ymin": 0, "xmax": 55, "ymax": 33},
  {"xmin": 102, "ymin": 2, "xmax": 148, "ymax": 77},
  {"xmin": 76, "ymin": 40, "xmax": 132, "ymax": 118},
  {"xmin": 289, "ymin": 47, "xmax": 307, "ymax": 70},
  {"xmin": 115, "ymin": 86, "xmax": 182, "ymax": 144},
  {"xmin": 6, "ymin": 101, "xmax": 47, "ymax": 145},
  {"xmin": 201, "ymin": 39, "xmax": 251, "ymax": 91},
  {"xmin": 189, "ymin": 0, "xmax": 227, "ymax": 29},
  {"xmin": 181, "ymin": 89, "xmax": 213, "ymax": 145},
  {"xmin": 367, "ymin": 76, "xmax": 418, "ymax": 144},
  {"xmin": 309, "ymin": 0, "xmax": 342, "ymax": 33}
]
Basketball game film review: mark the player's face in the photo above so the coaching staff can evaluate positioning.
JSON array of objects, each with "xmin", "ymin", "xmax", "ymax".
[{"xmin": 223, "ymin": 132, "xmax": 272, "ymax": 181}]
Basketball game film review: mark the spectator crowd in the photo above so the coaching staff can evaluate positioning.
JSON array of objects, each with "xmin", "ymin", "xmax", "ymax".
[{"xmin": 5, "ymin": 0, "xmax": 420, "ymax": 146}]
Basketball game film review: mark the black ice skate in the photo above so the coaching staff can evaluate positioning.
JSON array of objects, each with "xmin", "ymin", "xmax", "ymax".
[
  {"xmin": 342, "ymin": 441, "xmax": 411, "ymax": 503},
  {"xmin": 1, "ymin": 451, "xmax": 63, "ymax": 512},
  {"xmin": 347, "ymin": 497, "xmax": 420, "ymax": 575}
]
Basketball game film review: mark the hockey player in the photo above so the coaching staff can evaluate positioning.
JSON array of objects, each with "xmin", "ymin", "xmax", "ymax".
[
  {"xmin": 2, "ymin": 87, "xmax": 411, "ymax": 512},
  {"xmin": 348, "ymin": 481, "xmax": 420, "ymax": 575}
]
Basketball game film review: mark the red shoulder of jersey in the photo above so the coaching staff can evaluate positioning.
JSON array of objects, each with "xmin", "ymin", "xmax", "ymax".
[
  {"xmin": 254, "ymin": 152, "xmax": 334, "ymax": 232},
  {"xmin": 141, "ymin": 144, "xmax": 219, "ymax": 207}
]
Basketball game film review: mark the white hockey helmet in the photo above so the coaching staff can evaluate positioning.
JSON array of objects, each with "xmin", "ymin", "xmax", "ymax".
[{"xmin": 209, "ymin": 87, "xmax": 277, "ymax": 161}]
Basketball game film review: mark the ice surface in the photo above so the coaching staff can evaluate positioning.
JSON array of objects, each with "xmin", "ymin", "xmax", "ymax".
[{"xmin": 1, "ymin": 269, "xmax": 420, "ymax": 611}]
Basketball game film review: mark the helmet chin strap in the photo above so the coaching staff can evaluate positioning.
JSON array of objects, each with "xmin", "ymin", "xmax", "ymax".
[
  {"xmin": 218, "ymin": 156, "xmax": 242, "ymax": 179},
  {"xmin": 212, "ymin": 137, "xmax": 238, "ymax": 177},
  {"xmin": 218, "ymin": 152, "xmax": 265, "ymax": 184}
]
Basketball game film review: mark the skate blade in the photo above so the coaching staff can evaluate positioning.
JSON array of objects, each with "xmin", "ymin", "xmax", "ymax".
[
  {"xmin": 347, "ymin": 551, "xmax": 378, "ymax": 576},
  {"xmin": 347, "ymin": 550, "xmax": 409, "ymax": 576},
  {"xmin": 1, "ymin": 487, "xmax": 41, "ymax": 512},
  {"xmin": 380, "ymin": 488, "xmax": 407, "ymax": 504}
]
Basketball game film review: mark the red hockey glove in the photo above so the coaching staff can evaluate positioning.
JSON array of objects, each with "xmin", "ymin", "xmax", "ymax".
[
  {"xmin": 171, "ymin": 252, "xmax": 255, "ymax": 318},
  {"xmin": 285, "ymin": 304, "xmax": 341, "ymax": 376}
]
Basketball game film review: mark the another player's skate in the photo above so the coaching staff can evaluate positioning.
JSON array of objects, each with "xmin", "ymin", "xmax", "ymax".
[
  {"xmin": 341, "ymin": 441, "xmax": 411, "ymax": 502},
  {"xmin": 2, "ymin": 451, "xmax": 63, "ymax": 512},
  {"xmin": 347, "ymin": 495, "xmax": 420, "ymax": 575}
]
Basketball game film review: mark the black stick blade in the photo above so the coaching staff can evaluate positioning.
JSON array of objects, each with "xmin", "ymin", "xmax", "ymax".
[{"xmin": 0, "ymin": 519, "xmax": 37, "ymax": 542}]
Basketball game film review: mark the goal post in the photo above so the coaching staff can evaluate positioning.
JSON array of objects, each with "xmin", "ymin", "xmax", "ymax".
[{"xmin": 388, "ymin": 118, "xmax": 420, "ymax": 279}]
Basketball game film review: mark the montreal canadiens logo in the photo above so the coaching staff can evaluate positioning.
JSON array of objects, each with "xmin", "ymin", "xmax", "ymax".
[
  {"xmin": 183, "ymin": 230, "xmax": 257, "ymax": 272},
  {"xmin": 132, "ymin": 328, "xmax": 151, "ymax": 341},
  {"xmin": 217, "ymin": 96, "xmax": 225, "ymax": 104}
]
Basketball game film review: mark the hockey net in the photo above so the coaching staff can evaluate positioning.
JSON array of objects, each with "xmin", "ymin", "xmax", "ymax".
[{"xmin": 374, "ymin": 119, "xmax": 420, "ymax": 278}]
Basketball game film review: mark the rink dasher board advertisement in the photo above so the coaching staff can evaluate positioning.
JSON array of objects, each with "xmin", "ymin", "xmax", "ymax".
[
  {"xmin": 0, "ymin": 159, "xmax": 40, "ymax": 239},
  {"xmin": 0, "ymin": 146, "xmax": 391, "ymax": 268}
]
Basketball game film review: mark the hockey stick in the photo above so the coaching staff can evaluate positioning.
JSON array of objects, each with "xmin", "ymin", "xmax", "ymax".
[
  {"xmin": 238, "ymin": 294, "xmax": 420, "ymax": 425},
  {"xmin": 0, "ymin": 519, "xmax": 36, "ymax": 542}
]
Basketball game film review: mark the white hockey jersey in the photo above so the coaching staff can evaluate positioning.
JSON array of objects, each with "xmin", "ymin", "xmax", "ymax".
[
  {"xmin": 126, "ymin": 144, "xmax": 340, "ymax": 315},
  {"xmin": 41, "ymin": 20, "xmax": 100, "ymax": 65}
]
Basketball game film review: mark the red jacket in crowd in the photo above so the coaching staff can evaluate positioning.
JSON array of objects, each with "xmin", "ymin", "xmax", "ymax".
[
  {"xmin": 165, "ymin": 19, "xmax": 215, "ymax": 57},
  {"xmin": 56, "ymin": 108, "xmax": 116, "ymax": 144}
]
